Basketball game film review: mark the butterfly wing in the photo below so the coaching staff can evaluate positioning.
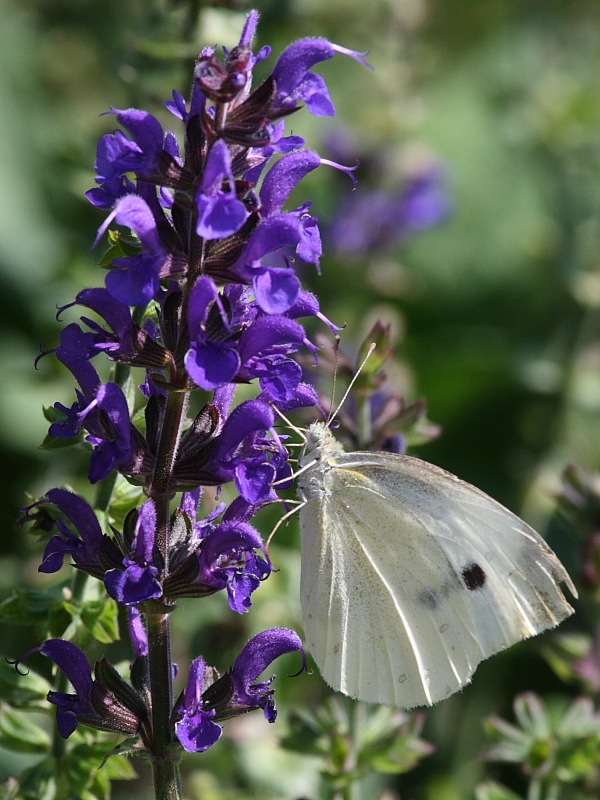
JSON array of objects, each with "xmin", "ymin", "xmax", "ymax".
[{"xmin": 299, "ymin": 450, "xmax": 576, "ymax": 708}]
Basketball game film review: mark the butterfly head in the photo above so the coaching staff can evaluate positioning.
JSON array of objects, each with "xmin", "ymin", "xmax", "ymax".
[{"xmin": 300, "ymin": 421, "xmax": 345, "ymax": 464}]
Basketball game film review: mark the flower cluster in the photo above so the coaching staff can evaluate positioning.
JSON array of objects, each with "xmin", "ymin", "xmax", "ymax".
[{"xmin": 21, "ymin": 9, "xmax": 372, "ymax": 762}]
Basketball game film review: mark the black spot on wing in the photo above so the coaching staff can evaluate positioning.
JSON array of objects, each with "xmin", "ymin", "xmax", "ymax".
[
  {"xmin": 462, "ymin": 562, "xmax": 486, "ymax": 590},
  {"xmin": 417, "ymin": 589, "xmax": 439, "ymax": 610}
]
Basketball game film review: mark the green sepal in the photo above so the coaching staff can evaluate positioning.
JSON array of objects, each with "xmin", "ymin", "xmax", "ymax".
[
  {"xmin": 148, "ymin": 375, "xmax": 191, "ymax": 393},
  {"xmin": 99, "ymin": 736, "xmax": 148, "ymax": 768},
  {"xmin": 355, "ymin": 321, "xmax": 393, "ymax": 392},
  {"xmin": 0, "ymin": 704, "xmax": 51, "ymax": 753},
  {"xmin": 98, "ymin": 230, "xmax": 142, "ymax": 268},
  {"xmin": 39, "ymin": 407, "xmax": 85, "ymax": 450},
  {"xmin": 0, "ymin": 661, "xmax": 51, "ymax": 709},
  {"xmin": 81, "ymin": 597, "xmax": 120, "ymax": 644},
  {"xmin": 94, "ymin": 659, "xmax": 148, "ymax": 722}
]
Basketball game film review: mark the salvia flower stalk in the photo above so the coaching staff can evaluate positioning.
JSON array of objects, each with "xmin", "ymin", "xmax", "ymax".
[{"xmin": 14, "ymin": 10, "xmax": 372, "ymax": 800}]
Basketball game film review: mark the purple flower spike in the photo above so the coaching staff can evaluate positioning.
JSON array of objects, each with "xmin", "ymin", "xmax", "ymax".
[
  {"xmin": 230, "ymin": 629, "xmax": 305, "ymax": 721},
  {"xmin": 41, "ymin": 640, "xmax": 95, "ymax": 738},
  {"xmin": 176, "ymin": 656, "xmax": 222, "ymax": 753},
  {"xmin": 196, "ymin": 140, "xmax": 248, "ymax": 240}
]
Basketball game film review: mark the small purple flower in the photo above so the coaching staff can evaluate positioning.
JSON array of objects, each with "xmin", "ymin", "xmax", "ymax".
[
  {"xmin": 196, "ymin": 140, "xmax": 249, "ymax": 239},
  {"xmin": 104, "ymin": 500, "xmax": 163, "ymax": 606},
  {"xmin": 93, "ymin": 108, "xmax": 165, "ymax": 183},
  {"xmin": 195, "ymin": 520, "xmax": 272, "ymax": 613},
  {"xmin": 176, "ymin": 656, "xmax": 222, "ymax": 753},
  {"xmin": 272, "ymin": 39, "xmax": 372, "ymax": 117},
  {"xmin": 38, "ymin": 489, "xmax": 105, "ymax": 577},
  {"xmin": 330, "ymin": 164, "xmax": 450, "ymax": 255},
  {"xmin": 16, "ymin": 640, "xmax": 96, "ymax": 739},
  {"xmin": 229, "ymin": 629, "xmax": 305, "ymax": 722},
  {"xmin": 176, "ymin": 628, "xmax": 304, "ymax": 752}
]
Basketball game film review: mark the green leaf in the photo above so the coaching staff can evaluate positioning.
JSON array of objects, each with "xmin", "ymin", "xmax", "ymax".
[
  {"xmin": 81, "ymin": 597, "xmax": 120, "ymax": 644},
  {"xmin": 39, "ymin": 430, "xmax": 85, "ymax": 451},
  {"xmin": 99, "ymin": 736, "xmax": 146, "ymax": 767},
  {"xmin": 0, "ymin": 587, "xmax": 62, "ymax": 626},
  {"xmin": 0, "ymin": 777, "xmax": 20, "ymax": 800},
  {"xmin": 0, "ymin": 661, "xmax": 51, "ymax": 708},
  {"xmin": 48, "ymin": 600, "xmax": 75, "ymax": 638},
  {"xmin": 18, "ymin": 757, "xmax": 56, "ymax": 800},
  {"xmin": 475, "ymin": 781, "xmax": 526, "ymax": 800},
  {"xmin": 102, "ymin": 753, "xmax": 137, "ymax": 780},
  {"xmin": 281, "ymin": 710, "xmax": 326, "ymax": 756},
  {"xmin": 107, "ymin": 477, "xmax": 144, "ymax": 528},
  {"xmin": 0, "ymin": 704, "xmax": 51, "ymax": 753}
]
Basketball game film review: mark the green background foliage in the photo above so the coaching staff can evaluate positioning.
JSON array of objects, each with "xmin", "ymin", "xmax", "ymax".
[{"xmin": 1, "ymin": 0, "xmax": 600, "ymax": 797}]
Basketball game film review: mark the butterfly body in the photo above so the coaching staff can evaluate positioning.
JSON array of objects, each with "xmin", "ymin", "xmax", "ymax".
[{"xmin": 298, "ymin": 422, "xmax": 576, "ymax": 708}]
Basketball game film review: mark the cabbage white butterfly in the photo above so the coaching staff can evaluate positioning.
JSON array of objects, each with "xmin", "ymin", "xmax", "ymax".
[{"xmin": 297, "ymin": 421, "xmax": 577, "ymax": 708}]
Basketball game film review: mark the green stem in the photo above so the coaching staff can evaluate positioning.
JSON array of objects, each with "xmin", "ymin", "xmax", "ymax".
[
  {"xmin": 144, "ymin": 385, "xmax": 189, "ymax": 799},
  {"xmin": 356, "ymin": 393, "xmax": 372, "ymax": 449},
  {"xmin": 147, "ymin": 611, "xmax": 182, "ymax": 800}
]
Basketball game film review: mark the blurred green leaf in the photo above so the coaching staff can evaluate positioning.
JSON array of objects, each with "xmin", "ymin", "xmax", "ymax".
[
  {"xmin": 48, "ymin": 600, "xmax": 75, "ymax": 638},
  {"xmin": 0, "ymin": 703, "xmax": 51, "ymax": 753},
  {"xmin": 81, "ymin": 597, "xmax": 120, "ymax": 644},
  {"xmin": 0, "ymin": 660, "xmax": 51, "ymax": 708},
  {"xmin": 0, "ymin": 587, "xmax": 62, "ymax": 626},
  {"xmin": 0, "ymin": 777, "xmax": 20, "ymax": 800},
  {"xmin": 475, "ymin": 781, "xmax": 525, "ymax": 800}
]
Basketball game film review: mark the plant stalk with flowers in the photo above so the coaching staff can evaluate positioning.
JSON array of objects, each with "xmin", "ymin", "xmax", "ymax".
[{"xmin": 4, "ymin": 10, "xmax": 375, "ymax": 800}]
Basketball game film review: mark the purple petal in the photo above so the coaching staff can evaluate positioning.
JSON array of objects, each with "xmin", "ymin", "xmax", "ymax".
[
  {"xmin": 45, "ymin": 489, "xmax": 103, "ymax": 545},
  {"xmin": 106, "ymin": 253, "xmax": 161, "ymax": 306},
  {"xmin": 196, "ymin": 193, "xmax": 248, "ymax": 240},
  {"xmin": 127, "ymin": 607, "xmax": 148, "ymax": 658},
  {"xmin": 104, "ymin": 561, "xmax": 162, "ymax": 606},
  {"xmin": 185, "ymin": 341, "xmax": 241, "ymax": 390},
  {"xmin": 176, "ymin": 709, "xmax": 222, "ymax": 753},
  {"xmin": 237, "ymin": 316, "xmax": 305, "ymax": 364},
  {"xmin": 133, "ymin": 500, "xmax": 157, "ymax": 564},
  {"xmin": 235, "ymin": 461, "xmax": 276, "ymax": 505},
  {"xmin": 187, "ymin": 276, "xmax": 218, "ymax": 339},
  {"xmin": 40, "ymin": 640, "xmax": 93, "ymax": 698},
  {"xmin": 253, "ymin": 268, "xmax": 301, "ymax": 314},
  {"xmin": 76, "ymin": 288, "xmax": 134, "ymax": 344},
  {"xmin": 215, "ymin": 400, "xmax": 274, "ymax": 462},
  {"xmin": 232, "ymin": 628, "xmax": 304, "ymax": 699},
  {"xmin": 260, "ymin": 151, "xmax": 321, "ymax": 216}
]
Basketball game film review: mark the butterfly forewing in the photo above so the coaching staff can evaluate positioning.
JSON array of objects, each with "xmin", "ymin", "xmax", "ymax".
[{"xmin": 298, "ymin": 425, "xmax": 576, "ymax": 709}]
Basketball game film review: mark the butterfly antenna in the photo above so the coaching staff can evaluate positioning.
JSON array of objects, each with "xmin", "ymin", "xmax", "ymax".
[
  {"xmin": 270, "ymin": 404, "xmax": 307, "ymax": 442},
  {"xmin": 330, "ymin": 342, "xmax": 377, "ymax": 422}
]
